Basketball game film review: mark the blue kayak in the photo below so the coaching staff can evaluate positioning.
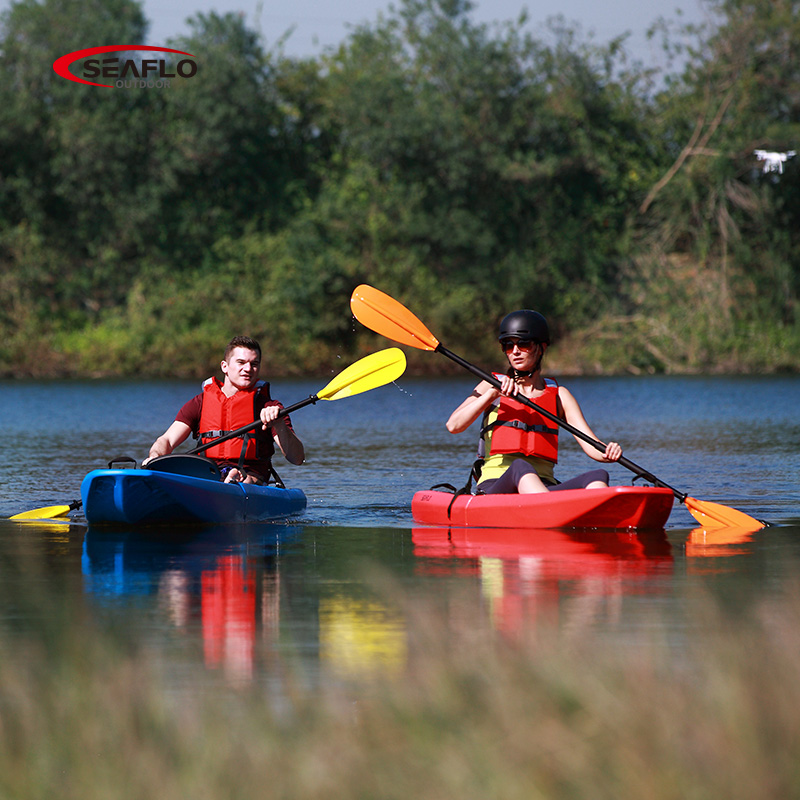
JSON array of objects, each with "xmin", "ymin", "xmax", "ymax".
[{"xmin": 81, "ymin": 463, "xmax": 307, "ymax": 525}]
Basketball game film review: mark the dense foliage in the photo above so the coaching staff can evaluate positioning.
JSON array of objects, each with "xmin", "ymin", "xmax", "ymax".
[{"xmin": 1, "ymin": 0, "xmax": 798, "ymax": 377}]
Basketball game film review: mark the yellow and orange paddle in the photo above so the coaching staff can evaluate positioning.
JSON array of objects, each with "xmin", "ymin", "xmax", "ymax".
[{"xmin": 350, "ymin": 284, "xmax": 767, "ymax": 531}]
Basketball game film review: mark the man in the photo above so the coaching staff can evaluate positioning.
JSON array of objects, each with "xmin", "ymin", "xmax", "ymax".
[{"xmin": 144, "ymin": 336, "xmax": 304, "ymax": 483}]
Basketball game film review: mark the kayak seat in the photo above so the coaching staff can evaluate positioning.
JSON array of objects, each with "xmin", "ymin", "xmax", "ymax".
[{"xmin": 146, "ymin": 454, "xmax": 222, "ymax": 481}]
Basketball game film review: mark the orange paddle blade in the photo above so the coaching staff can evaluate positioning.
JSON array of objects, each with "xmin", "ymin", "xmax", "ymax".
[
  {"xmin": 684, "ymin": 496, "xmax": 765, "ymax": 531},
  {"xmin": 350, "ymin": 285, "xmax": 440, "ymax": 351}
]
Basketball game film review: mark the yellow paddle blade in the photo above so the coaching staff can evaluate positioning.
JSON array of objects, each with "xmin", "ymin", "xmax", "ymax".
[
  {"xmin": 10, "ymin": 504, "xmax": 74, "ymax": 521},
  {"xmin": 684, "ymin": 496, "xmax": 765, "ymax": 531},
  {"xmin": 317, "ymin": 347, "xmax": 407, "ymax": 401},
  {"xmin": 350, "ymin": 285, "xmax": 440, "ymax": 351}
]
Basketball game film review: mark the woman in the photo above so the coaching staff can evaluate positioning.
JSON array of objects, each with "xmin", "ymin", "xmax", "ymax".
[{"xmin": 446, "ymin": 310, "xmax": 622, "ymax": 494}]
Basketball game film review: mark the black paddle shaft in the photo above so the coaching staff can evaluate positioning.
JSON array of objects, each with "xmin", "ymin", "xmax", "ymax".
[
  {"xmin": 436, "ymin": 344, "xmax": 688, "ymax": 501},
  {"xmin": 187, "ymin": 394, "xmax": 318, "ymax": 456}
]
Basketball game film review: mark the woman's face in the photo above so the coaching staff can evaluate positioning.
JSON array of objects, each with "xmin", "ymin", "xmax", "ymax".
[{"xmin": 500, "ymin": 338, "xmax": 544, "ymax": 372}]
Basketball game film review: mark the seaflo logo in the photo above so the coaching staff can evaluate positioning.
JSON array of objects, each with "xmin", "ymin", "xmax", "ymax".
[{"xmin": 53, "ymin": 45, "xmax": 197, "ymax": 88}]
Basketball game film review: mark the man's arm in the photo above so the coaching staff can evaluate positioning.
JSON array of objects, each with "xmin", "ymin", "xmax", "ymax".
[
  {"xmin": 260, "ymin": 404, "xmax": 304, "ymax": 465},
  {"xmin": 142, "ymin": 420, "xmax": 192, "ymax": 465}
]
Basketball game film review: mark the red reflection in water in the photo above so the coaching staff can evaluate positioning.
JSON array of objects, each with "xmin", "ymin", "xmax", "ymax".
[
  {"xmin": 201, "ymin": 556, "xmax": 256, "ymax": 682},
  {"xmin": 413, "ymin": 527, "xmax": 673, "ymax": 637}
]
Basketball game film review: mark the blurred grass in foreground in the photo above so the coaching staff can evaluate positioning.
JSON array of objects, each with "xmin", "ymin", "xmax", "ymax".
[{"xmin": 1, "ymin": 586, "xmax": 799, "ymax": 800}]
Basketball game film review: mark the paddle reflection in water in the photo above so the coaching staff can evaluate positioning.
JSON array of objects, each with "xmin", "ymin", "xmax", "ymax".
[
  {"xmin": 318, "ymin": 596, "xmax": 407, "ymax": 678},
  {"xmin": 684, "ymin": 526, "xmax": 758, "ymax": 565},
  {"xmin": 412, "ymin": 527, "xmax": 673, "ymax": 639},
  {"xmin": 82, "ymin": 524, "xmax": 302, "ymax": 684}
]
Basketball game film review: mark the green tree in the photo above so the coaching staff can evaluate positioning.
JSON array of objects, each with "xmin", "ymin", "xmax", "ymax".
[
  {"xmin": 4, "ymin": 0, "xmax": 798, "ymax": 377},
  {"xmin": 283, "ymin": 0, "xmax": 656, "ymax": 354},
  {"xmin": 148, "ymin": 12, "xmax": 308, "ymax": 266},
  {"xmin": 0, "ymin": 2, "xmax": 316, "ymax": 367},
  {"xmin": 639, "ymin": 0, "xmax": 800, "ymax": 329},
  {"xmin": 0, "ymin": 0, "xmax": 152, "ymax": 365}
]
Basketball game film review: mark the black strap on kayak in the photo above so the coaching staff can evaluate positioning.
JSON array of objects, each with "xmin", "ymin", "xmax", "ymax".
[
  {"xmin": 267, "ymin": 463, "xmax": 286, "ymax": 489},
  {"xmin": 429, "ymin": 457, "xmax": 485, "ymax": 519},
  {"xmin": 231, "ymin": 442, "xmax": 286, "ymax": 488},
  {"xmin": 235, "ymin": 431, "xmax": 286, "ymax": 486},
  {"xmin": 230, "ymin": 458, "xmax": 286, "ymax": 489}
]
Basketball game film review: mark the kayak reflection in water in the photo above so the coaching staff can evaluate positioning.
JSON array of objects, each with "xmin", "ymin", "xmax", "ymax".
[
  {"xmin": 143, "ymin": 336, "xmax": 305, "ymax": 484},
  {"xmin": 446, "ymin": 310, "xmax": 621, "ymax": 495}
]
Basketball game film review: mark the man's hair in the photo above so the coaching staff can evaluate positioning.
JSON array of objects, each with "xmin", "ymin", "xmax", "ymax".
[{"xmin": 224, "ymin": 336, "xmax": 262, "ymax": 362}]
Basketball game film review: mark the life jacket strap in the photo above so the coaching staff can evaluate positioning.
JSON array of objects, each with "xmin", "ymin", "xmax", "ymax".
[
  {"xmin": 229, "ymin": 433, "xmax": 285, "ymax": 488},
  {"xmin": 480, "ymin": 419, "xmax": 559, "ymax": 438},
  {"xmin": 198, "ymin": 429, "xmax": 239, "ymax": 440},
  {"xmin": 236, "ymin": 432, "xmax": 253, "ymax": 478}
]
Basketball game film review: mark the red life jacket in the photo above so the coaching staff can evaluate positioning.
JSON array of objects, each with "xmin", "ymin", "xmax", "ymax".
[
  {"xmin": 481, "ymin": 379, "xmax": 560, "ymax": 462},
  {"xmin": 197, "ymin": 378, "xmax": 275, "ymax": 464}
]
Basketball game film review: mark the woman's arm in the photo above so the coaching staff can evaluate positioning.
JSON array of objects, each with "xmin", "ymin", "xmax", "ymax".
[
  {"xmin": 558, "ymin": 387, "xmax": 622, "ymax": 463},
  {"xmin": 446, "ymin": 381, "xmax": 498, "ymax": 433},
  {"xmin": 446, "ymin": 375, "xmax": 518, "ymax": 433}
]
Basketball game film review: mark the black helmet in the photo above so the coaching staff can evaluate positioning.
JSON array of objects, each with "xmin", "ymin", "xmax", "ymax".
[{"xmin": 498, "ymin": 310, "xmax": 550, "ymax": 344}]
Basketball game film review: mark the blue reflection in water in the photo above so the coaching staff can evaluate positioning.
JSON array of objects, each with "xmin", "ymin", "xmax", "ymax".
[
  {"xmin": 82, "ymin": 524, "xmax": 302, "ymax": 599},
  {"xmin": 82, "ymin": 524, "xmax": 305, "ymax": 683}
]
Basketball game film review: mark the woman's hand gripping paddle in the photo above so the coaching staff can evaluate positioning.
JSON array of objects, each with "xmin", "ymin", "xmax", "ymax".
[
  {"xmin": 10, "ymin": 348, "xmax": 407, "ymax": 521},
  {"xmin": 350, "ymin": 284, "xmax": 767, "ymax": 531}
]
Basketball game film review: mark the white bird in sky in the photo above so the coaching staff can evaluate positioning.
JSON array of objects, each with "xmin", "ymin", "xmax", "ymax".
[{"xmin": 754, "ymin": 149, "xmax": 797, "ymax": 174}]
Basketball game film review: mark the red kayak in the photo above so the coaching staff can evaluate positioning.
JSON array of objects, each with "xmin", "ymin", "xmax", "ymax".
[{"xmin": 411, "ymin": 485, "xmax": 674, "ymax": 530}]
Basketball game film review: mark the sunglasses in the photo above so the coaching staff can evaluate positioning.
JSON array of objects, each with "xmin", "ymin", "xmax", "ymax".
[{"xmin": 500, "ymin": 338, "xmax": 537, "ymax": 353}]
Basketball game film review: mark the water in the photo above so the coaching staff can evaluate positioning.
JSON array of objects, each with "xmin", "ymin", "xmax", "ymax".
[{"xmin": 1, "ymin": 375, "xmax": 799, "ymax": 685}]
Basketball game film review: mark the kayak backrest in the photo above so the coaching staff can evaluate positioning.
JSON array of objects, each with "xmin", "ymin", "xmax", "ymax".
[{"xmin": 146, "ymin": 454, "xmax": 222, "ymax": 481}]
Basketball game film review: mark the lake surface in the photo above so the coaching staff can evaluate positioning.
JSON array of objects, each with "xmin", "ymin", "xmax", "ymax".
[{"xmin": 1, "ymin": 375, "xmax": 799, "ymax": 686}]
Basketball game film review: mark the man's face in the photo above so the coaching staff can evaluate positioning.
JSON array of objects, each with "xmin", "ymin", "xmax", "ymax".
[{"xmin": 221, "ymin": 347, "xmax": 261, "ymax": 390}]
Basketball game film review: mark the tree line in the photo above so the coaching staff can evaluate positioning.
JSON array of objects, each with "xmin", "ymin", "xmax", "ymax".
[{"xmin": 1, "ymin": 0, "xmax": 798, "ymax": 378}]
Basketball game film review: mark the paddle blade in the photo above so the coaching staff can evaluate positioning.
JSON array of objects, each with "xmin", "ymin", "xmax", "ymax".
[
  {"xmin": 317, "ymin": 348, "xmax": 407, "ymax": 401},
  {"xmin": 688, "ymin": 526, "xmax": 755, "ymax": 547},
  {"xmin": 350, "ymin": 284, "xmax": 440, "ymax": 351},
  {"xmin": 10, "ymin": 501, "xmax": 78, "ymax": 520},
  {"xmin": 684, "ymin": 496, "xmax": 765, "ymax": 531}
]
